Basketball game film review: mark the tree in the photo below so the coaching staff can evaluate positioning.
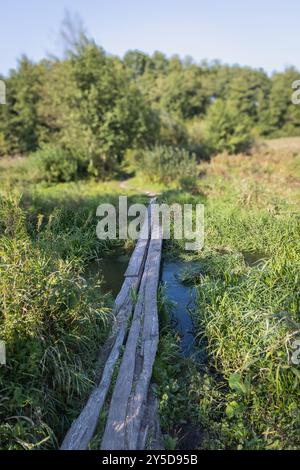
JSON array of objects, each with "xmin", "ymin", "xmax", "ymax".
[
  {"xmin": 39, "ymin": 41, "xmax": 159, "ymax": 178},
  {"xmin": 204, "ymin": 99, "xmax": 253, "ymax": 154},
  {"xmin": 0, "ymin": 57, "xmax": 45, "ymax": 155},
  {"xmin": 139, "ymin": 57, "xmax": 212, "ymax": 120},
  {"xmin": 226, "ymin": 68, "xmax": 271, "ymax": 129},
  {"xmin": 266, "ymin": 68, "xmax": 300, "ymax": 137},
  {"xmin": 124, "ymin": 50, "xmax": 150, "ymax": 78}
]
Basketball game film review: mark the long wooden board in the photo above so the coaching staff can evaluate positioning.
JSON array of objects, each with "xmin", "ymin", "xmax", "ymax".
[
  {"xmin": 101, "ymin": 227, "xmax": 163, "ymax": 450},
  {"xmin": 61, "ymin": 201, "xmax": 163, "ymax": 451},
  {"xmin": 60, "ymin": 217, "xmax": 151, "ymax": 450}
]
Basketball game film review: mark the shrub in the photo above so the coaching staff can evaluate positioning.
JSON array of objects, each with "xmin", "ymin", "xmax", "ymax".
[
  {"xmin": 185, "ymin": 117, "xmax": 210, "ymax": 159},
  {"xmin": 140, "ymin": 145, "xmax": 198, "ymax": 188},
  {"xmin": 204, "ymin": 99, "xmax": 253, "ymax": 154},
  {"xmin": 30, "ymin": 144, "xmax": 86, "ymax": 183},
  {"xmin": 38, "ymin": 44, "xmax": 159, "ymax": 180}
]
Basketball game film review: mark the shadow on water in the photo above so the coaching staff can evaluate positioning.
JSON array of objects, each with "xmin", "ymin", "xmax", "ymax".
[
  {"xmin": 161, "ymin": 260, "xmax": 205, "ymax": 361},
  {"xmin": 161, "ymin": 251, "xmax": 268, "ymax": 360},
  {"xmin": 87, "ymin": 249, "xmax": 266, "ymax": 360},
  {"xmin": 86, "ymin": 252, "xmax": 130, "ymax": 297},
  {"xmin": 87, "ymin": 252, "xmax": 205, "ymax": 361}
]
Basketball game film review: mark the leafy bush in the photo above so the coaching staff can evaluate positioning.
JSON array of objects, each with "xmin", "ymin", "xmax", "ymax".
[
  {"xmin": 140, "ymin": 145, "xmax": 198, "ymax": 188},
  {"xmin": 185, "ymin": 117, "xmax": 210, "ymax": 159},
  {"xmin": 31, "ymin": 144, "xmax": 87, "ymax": 183},
  {"xmin": 204, "ymin": 99, "xmax": 253, "ymax": 154}
]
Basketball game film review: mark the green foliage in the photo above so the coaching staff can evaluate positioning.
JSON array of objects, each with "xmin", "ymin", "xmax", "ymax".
[
  {"xmin": 0, "ymin": 57, "xmax": 45, "ymax": 155},
  {"xmin": 157, "ymin": 148, "xmax": 300, "ymax": 449},
  {"xmin": 204, "ymin": 99, "xmax": 253, "ymax": 154},
  {"xmin": 158, "ymin": 63, "xmax": 212, "ymax": 119},
  {"xmin": 140, "ymin": 145, "xmax": 198, "ymax": 188},
  {"xmin": 123, "ymin": 50, "xmax": 150, "ymax": 78},
  {"xmin": 194, "ymin": 242, "xmax": 300, "ymax": 448},
  {"xmin": 0, "ymin": 195, "xmax": 112, "ymax": 449},
  {"xmin": 37, "ymin": 43, "xmax": 158, "ymax": 179},
  {"xmin": 185, "ymin": 118, "xmax": 209, "ymax": 158},
  {"xmin": 1, "ymin": 42, "xmax": 299, "ymax": 167},
  {"xmin": 31, "ymin": 144, "xmax": 86, "ymax": 183},
  {"xmin": 158, "ymin": 111, "xmax": 188, "ymax": 147},
  {"xmin": 214, "ymin": 66, "xmax": 271, "ymax": 128},
  {"xmin": 266, "ymin": 68, "xmax": 300, "ymax": 137}
]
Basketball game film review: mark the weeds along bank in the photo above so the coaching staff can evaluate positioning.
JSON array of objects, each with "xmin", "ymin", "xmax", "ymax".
[
  {"xmin": 0, "ymin": 203, "xmax": 109, "ymax": 449},
  {"xmin": 0, "ymin": 165, "xmax": 141, "ymax": 449},
  {"xmin": 155, "ymin": 142, "xmax": 300, "ymax": 449}
]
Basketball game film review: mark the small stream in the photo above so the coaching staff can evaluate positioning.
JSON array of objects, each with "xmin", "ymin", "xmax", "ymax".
[
  {"xmin": 87, "ymin": 250, "xmax": 266, "ymax": 360},
  {"xmin": 87, "ymin": 253, "xmax": 202, "ymax": 359},
  {"xmin": 161, "ymin": 261, "xmax": 200, "ymax": 358}
]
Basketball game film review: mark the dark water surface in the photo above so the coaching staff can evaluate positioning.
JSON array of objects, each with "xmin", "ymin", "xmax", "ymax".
[
  {"xmin": 161, "ymin": 260, "xmax": 202, "ymax": 359},
  {"xmin": 87, "ymin": 249, "xmax": 265, "ymax": 359},
  {"xmin": 242, "ymin": 251, "xmax": 268, "ymax": 267},
  {"xmin": 86, "ymin": 253, "xmax": 130, "ymax": 297},
  {"xmin": 87, "ymin": 254, "xmax": 202, "ymax": 358}
]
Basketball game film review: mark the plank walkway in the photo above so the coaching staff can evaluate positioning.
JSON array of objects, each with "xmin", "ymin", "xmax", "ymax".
[{"xmin": 61, "ymin": 202, "xmax": 163, "ymax": 450}]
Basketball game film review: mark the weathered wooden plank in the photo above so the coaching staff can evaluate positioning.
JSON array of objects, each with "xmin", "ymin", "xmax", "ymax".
[
  {"xmin": 60, "ymin": 219, "xmax": 151, "ymax": 450},
  {"xmin": 125, "ymin": 206, "xmax": 151, "ymax": 278},
  {"xmin": 60, "ymin": 284, "xmax": 138, "ymax": 450},
  {"xmin": 61, "ymin": 199, "xmax": 162, "ymax": 451},
  {"xmin": 100, "ymin": 274, "xmax": 147, "ymax": 450},
  {"xmin": 137, "ymin": 386, "xmax": 164, "ymax": 450},
  {"xmin": 101, "ymin": 227, "xmax": 163, "ymax": 450},
  {"xmin": 125, "ymin": 237, "xmax": 149, "ymax": 277},
  {"xmin": 126, "ymin": 231, "xmax": 163, "ymax": 450},
  {"xmin": 113, "ymin": 277, "xmax": 138, "ymax": 314}
]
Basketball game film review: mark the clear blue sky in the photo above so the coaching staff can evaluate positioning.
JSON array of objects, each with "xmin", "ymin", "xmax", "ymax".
[{"xmin": 0, "ymin": 0, "xmax": 299, "ymax": 76}]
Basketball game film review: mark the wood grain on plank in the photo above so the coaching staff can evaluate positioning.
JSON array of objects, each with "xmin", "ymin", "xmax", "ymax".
[
  {"xmin": 61, "ymin": 200, "xmax": 162, "ymax": 451},
  {"xmin": 101, "ymin": 226, "xmax": 163, "ymax": 450},
  {"xmin": 60, "ymin": 222, "xmax": 150, "ymax": 450}
]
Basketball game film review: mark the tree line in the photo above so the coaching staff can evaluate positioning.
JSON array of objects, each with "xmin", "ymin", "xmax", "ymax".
[{"xmin": 0, "ymin": 36, "xmax": 299, "ymax": 180}]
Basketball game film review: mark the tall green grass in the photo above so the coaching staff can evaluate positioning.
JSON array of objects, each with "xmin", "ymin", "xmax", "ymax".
[
  {"xmin": 0, "ymin": 194, "xmax": 115, "ymax": 449},
  {"xmin": 157, "ymin": 147, "xmax": 300, "ymax": 449},
  {"xmin": 192, "ymin": 219, "xmax": 300, "ymax": 449}
]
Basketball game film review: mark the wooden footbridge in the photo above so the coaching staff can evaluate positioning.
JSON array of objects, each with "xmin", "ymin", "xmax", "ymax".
[{"xmin": 61, "ymin": 201, "xmax": 164, "ymax": 450}]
